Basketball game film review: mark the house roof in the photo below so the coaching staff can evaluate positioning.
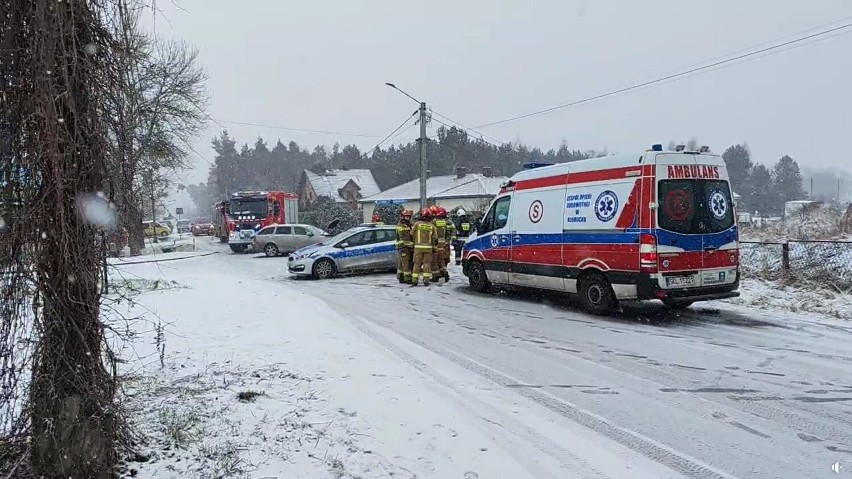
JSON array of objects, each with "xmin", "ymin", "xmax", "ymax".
[
  {"xmin": 303, "ymin": 169, "xmax": 380, "ymax": 202},
  {"xmin": 360, "ymin": 173, "xmax": 508, "ymax": 203}
]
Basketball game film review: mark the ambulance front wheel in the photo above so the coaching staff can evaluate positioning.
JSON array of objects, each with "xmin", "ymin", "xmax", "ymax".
[
  {"xmin": 579, "ymin": 273, "xmax": 617, "ymax": 316},
  {"xmin": 467, "ymin": 260, "xmax": 491, "ymax": 293}
]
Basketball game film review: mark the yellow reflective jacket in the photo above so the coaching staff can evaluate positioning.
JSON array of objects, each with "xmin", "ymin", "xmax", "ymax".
[
  {"xmin": 395, "ymin": 221, "xmax": 413, "ymax": 249},
  {"xmin": 412, "ymin": 220, "xmax": 436, "ymax": 251},
  {"xmin": 433, "ymin": 219, "xmax": 452, "ymax": 246}
]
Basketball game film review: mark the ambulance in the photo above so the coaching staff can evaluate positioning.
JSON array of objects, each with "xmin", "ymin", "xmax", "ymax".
[{"xmin": 461, "ymin": 144, "xmax": 740, "ymax": 315}]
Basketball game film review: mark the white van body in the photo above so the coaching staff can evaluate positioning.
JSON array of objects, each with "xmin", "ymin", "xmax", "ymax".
[{"xmin": 461, "ymin": 146, "xmax": 740, "ymax": 313}]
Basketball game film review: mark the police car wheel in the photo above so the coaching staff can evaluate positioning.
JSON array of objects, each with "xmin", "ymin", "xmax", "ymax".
[
  {"xmin": 580, "ymin": 274, "xmax": 616, "ymax": 315},
  {"xmin": 264, "ymin": 243, "xmax": 279, "ymax": 257},
  {"xmin": 312, "ymin": 258, "xmax": 336, "ymax": 279},
  {"xmin": 467, "ymin": 260, "xmax": 490, "ymax": 293}
]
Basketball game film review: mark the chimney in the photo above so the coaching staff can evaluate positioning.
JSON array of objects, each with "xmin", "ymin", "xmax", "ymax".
[
  {"xmin": 482, "ymin": 166, "xmax": 493, "ymax": 178},
  {"xmin": 455, "ymin": 166, "xmax": 467, "ymax": 179}
]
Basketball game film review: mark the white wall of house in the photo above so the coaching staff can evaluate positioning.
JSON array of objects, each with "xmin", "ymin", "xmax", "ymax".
[{"xmin": 362, "ymin": 197, "xmax": 493, "ymax": 222}]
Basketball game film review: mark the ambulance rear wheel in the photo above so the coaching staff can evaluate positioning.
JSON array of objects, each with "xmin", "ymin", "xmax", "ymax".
[
  {"xmin": 467, "ymin": 260, "xmax": 491, "ymax": 293},
  {"xmin": 579, "ymin": 273, "xmax": 617, "ymax": 315}
]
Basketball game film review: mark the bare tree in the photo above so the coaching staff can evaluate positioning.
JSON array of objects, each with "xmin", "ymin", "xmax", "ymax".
[{"xmin": 102, "ymin": 2, "xmax": 208, "ymax": 254}]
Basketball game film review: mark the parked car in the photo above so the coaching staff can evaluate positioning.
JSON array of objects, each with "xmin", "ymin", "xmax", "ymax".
[
  {"xmin": 252, "ymin": 223, "xmax": 326, "ymax": 257},
  {"xmin": 143, "ymin": 220, "xmax": 171, "ymax": 237},
  {"xmin": 288, "ymin": 225, "xmax": 398, "ymax": 279},
  {"xmin": 191, "ymin": 217, "xmax": 214, "ymax": 236},
  {"xmin": 176, "ymin": 219, "xmax": 192, "ymax": 234}
]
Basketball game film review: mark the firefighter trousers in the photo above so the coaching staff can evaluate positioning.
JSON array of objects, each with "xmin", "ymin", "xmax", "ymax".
[
  {"xmin": 412, "ymin": 249, "xmax": 433, "ymax": 284},
  {"xmin": 397, "ymin": 248, "xmax": 412, "ymax": 282}
]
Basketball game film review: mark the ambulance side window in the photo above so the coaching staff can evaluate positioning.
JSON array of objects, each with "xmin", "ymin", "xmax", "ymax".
[
  {"xmin": 493, "ymin": 197, "xmax": 511, "ymax": 229},
  {"xmin": 481, "ymin": 196, "xmax": 511, "ymax": 234}
]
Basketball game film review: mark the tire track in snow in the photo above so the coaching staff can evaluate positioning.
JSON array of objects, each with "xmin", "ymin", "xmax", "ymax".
[
  {"xmin": 343, "ymin": 313, "xmax": 738, "ymax": 479},
  {"xmin": 338, "ymin": 315, "xmax": 608, "ymax": 479}
]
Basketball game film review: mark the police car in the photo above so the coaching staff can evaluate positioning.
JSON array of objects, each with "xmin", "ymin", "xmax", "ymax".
[
  {"xmin": 462, "ymin": 144, "xmax": 740, "ymax": 315},
  {"xmin": 288, "ymin": 224, "xmax": 399, "ymax": 279}
]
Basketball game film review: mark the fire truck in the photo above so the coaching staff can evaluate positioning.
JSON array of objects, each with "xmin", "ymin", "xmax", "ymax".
[{"xmin": 213, "ymin": 191, "xmax": 299, "ymax": 253}]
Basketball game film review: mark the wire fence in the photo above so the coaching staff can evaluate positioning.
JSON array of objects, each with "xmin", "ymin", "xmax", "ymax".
[{"xmin": 740, "ymin": 240, "xmax": 852, "ymax": 290}]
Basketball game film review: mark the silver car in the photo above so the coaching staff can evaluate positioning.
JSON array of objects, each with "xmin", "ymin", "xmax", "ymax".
[
  {"xmin": 252, "ymin": 224, "xmax": 326, "ymax": 257},
  {"xmin": 288, "ymin": 225, "xmax": 398, "ymax": 279}
]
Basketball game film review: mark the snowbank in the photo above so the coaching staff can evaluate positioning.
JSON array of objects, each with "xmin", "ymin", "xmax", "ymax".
[{"xmin": 727, "ymin": 278, "xmax": 852, "ymax": 319}]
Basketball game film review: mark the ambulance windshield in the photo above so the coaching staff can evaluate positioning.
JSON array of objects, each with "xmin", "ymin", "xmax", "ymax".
[{"xmin": 658, "ymin": 180, "xmax": 734, "ymax": 234}]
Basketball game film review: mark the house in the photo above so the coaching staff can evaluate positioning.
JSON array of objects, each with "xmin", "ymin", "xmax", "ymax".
[
  {"xmin": 298, "ymin": 169, "xmax": 381, "ymax": 208},
  {"xmin": 358, "ymin": 167, "xmax": 508, "ymax": 223}
]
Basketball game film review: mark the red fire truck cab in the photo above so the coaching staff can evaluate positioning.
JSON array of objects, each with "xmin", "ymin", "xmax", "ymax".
[{"xmin": 216, "ymin": 191, "xmax": 299, "ymax": 253}]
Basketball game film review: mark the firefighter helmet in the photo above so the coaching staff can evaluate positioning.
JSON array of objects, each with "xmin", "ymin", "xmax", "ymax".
[
  {"xmin": 419, "ymin": 208, "xmax": 432, "ymax": 219},
  {"xmin": 456, "ymin": 208, "xmax": 467, "ymax": 217},
  {"xmin": 436, "ymin": 206, "xmax": 448, "ymax": 218},
  {"xmin": 401, "ymin": 209, "xmax": 414, "ymax": 218}
]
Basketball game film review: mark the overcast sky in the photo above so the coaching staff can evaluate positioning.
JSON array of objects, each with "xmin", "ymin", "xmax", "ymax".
[{"xmin": 149, "ymin": 0, "xmax": 852, "ymax": 186}]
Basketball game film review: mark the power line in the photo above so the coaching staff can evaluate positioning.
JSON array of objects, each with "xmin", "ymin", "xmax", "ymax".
[
  {"xmin": 383, "ymin": 120, "xmax": 418, "ymax": 147},
  {"xmin": 431, "ymin": 117, "xmax": 503, "ymax": 148},
  {"xmin": 474, "ymin": 20, "xmax": 852, "ymax": 129},
  {"xmin": 213, "ymin": 118, "xmax": 381, "ymax": 138},
  {"xmin": 430, "ymin": 110, "xmax": 505, "ymax": 145},
  {"xmin": 364, "ymin": 109, "xmax": 419, "ymax": 155}
]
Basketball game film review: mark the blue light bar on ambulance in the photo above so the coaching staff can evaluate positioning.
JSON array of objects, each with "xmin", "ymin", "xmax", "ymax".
[
  {"xmin": 651, "ymin": 144, "xmax": 663, "ymax": 152},
  {"xmin": 522, "ymin": 162, "xmax": 554, "ymax": 170}
]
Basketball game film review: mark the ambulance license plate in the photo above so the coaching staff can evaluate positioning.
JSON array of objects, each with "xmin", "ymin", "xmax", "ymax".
[{"xmin": 665, "ymin": 275, "xmax": 695, "ymax": 287}]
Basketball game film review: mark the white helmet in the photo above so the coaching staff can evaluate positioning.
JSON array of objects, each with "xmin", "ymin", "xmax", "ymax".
[{"xmin": 456, "ymin": 208, "xmax": 467, "ymax": 216}]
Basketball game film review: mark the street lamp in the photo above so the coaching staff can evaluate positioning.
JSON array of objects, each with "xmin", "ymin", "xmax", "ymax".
[{"xmin": 385, "ymin": 82, "xmax": 428, "ymax": 209}]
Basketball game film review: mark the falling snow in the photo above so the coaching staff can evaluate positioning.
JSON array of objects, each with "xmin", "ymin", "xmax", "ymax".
[{"xmin": 77, "ymin": 192, "xmax": 117, "ymax": 228}]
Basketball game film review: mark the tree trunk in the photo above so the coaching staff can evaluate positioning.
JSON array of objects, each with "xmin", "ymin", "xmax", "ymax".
[{"xmin": 20, "ymin": 0, "xmax": 117, "ymax": 476}]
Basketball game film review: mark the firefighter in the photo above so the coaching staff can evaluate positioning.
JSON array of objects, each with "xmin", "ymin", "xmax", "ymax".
[
  {"xmin": 428, "ymin": 205, "xmax": 442, "ymax": 281},
  {"xmin": 431, "ymin": 206, "xmax": 452, "ymax": 282},
  {"xmin": 411, "ymin": 208, "xmax": 436, "ymax": 286},
  {"xmin": 437, "ymin": 206, "xmax": 454, "ymax": 280},
  {"xmin": 452, "ymin": 208, "xmax": 473, "ymax": 265},
  {"xmin": 395, "ymin": 209, "xmax": 414, "ymax": 284}
]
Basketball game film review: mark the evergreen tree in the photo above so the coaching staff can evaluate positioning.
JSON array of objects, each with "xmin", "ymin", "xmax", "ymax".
[
  {"xmin": 209, "ymin": 130, "xmax": 241, "ymax": 198},
  {"xmin": 722, "ymin": 144, "xmax": 753, "ymax": 206},
  {"xmin": 748, "ymin": 164, "xmax": 773, "ymax": 215},
  {"xmin": 772, "ymin": 155, "xmax": 805, "ymax": 203}
]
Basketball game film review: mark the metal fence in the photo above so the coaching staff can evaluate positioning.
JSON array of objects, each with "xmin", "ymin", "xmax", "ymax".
[{"xmin": 740, "ymin": 240, "xmax": 852, "ymax": 290}]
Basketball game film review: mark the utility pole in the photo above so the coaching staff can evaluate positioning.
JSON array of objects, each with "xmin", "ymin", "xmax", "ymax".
[
  {"xmin": 418, "ymin": 101, "xmax": 428, "ymax": 209},
  {"xmin": 385, "ymin": 83, "xmax": 429, "ymax": 209}
]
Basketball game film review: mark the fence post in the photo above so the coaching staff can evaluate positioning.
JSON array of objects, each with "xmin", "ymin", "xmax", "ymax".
[{"xmin": 781, "ymin": 242, "xmax": 790, "ymax": 272}]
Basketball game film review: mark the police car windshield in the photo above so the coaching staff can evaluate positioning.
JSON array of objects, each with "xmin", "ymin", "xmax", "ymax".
[
  {"xmin": 229, "ymin": 199, "xmax": 266, "ymax": 217},
  {"xmin": 322, "ymin": 228, "xmax": 362, "ymax": 246},
  {"xmin": 658, "ymin": 179, "xmax": 735, "ymax": 234}
]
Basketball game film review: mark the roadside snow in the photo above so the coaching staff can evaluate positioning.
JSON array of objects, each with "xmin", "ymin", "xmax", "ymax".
[
  {"xmin": 111, "ymin": 257, "xmax": 673, "ymax": 478},
  {"xmin": 726, "ymin": 278, "xmax": 852, "ymax": 320}
]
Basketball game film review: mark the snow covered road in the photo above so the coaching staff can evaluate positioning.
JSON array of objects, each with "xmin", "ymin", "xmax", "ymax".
[
  {"xmin": 120, "ymin": 243, "xmax": 852, "ymax": 478},
  {"xmin": 248, "ymin": 259, "xmax": 851, "ymax": 478}
]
